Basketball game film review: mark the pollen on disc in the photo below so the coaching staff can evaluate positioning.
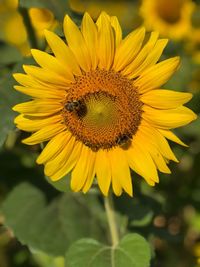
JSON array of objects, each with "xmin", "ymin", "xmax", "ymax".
[{"xmin": 63, "ymin": 69, "xmax": 143, "ymax": 150}]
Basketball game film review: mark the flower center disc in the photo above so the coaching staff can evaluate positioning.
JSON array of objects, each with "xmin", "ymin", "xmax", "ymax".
[
  {"xmin": 156, "ymin": 0, "xmax": 183, "ymax": 24},
  {"xmin": 63, "ymin": 70, "xmax": 142, "ymax": 151}
]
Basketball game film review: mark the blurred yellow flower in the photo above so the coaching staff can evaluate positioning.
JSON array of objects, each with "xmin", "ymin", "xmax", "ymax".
[
  {"xmin": 140, "ymin": 0, "xmax": 195, "ymax": 40},
  {"xmin": 3, "ymin": 10, "xmax": 27, "ymax": 45},
  {"xmin": 194, "ymin": 242, "xmax": 200, "ymax": 257},
  {"xmin": 69, "ymin": 0, "xmax": 141, "ymax": 30},
  {"xmin": 0, "ymin": 0, "xmax": 56, "ymax": 55},
  {"xmin": 29, "ymin": 8, "xmax": 57, "ymax": 38},
  {"xmin": 13, "ymin": 12, "xmax": 196, "ymax": 196},
  {"xmin": 1, "ymin": 0, "xmax": 18, "ymax": 9},
  {"xmin": 186, "ymin": 32, "xmax": 200, "ymax": 63},
  {"xmin": 185, "ymin": 6, "xmax": 200, "ymax": 64}
]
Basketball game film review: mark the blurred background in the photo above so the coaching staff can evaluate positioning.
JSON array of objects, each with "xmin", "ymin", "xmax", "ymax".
[{"xmin": 0, "ymin": 0, "xmax": 200, "ymax": 266}]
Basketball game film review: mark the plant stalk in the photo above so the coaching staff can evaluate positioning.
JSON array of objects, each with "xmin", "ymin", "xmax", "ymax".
[
  {"xmin": 104, "ymin": 193, "xmax": 119, "ymax": 247},
  {"xmin": 18, "ymin": 7, "xmax": 38, "ymax": 49}
]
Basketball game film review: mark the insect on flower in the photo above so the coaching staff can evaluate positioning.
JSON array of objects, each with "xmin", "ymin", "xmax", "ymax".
[
  {"xmin": 116, "ymin": 134, "xmax": 131, "ymax": 147},
  {"xmin": 65, "ymin": 100, "xmax": 83, "ymax": 112}
]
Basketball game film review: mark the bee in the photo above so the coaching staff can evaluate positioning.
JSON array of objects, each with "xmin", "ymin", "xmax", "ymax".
[
  {"xmin": 116, "ymin": 134, "xmax": 131, "ymax": 147},
  {"xmin": 65, "ymin": 100, "xmax": 82, "ymax": 112},
  {"xmin": 83, "ymin": 141, "xmax": 98, "ymax": 152}
]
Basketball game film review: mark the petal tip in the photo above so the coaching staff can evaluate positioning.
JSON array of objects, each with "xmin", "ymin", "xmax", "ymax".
[
  {"xmin": 36, "ymin": 156, "xmax": 42, "ymax": 165},
  {"xmin": 12, "ymin": 105, "xmax": 17, "ymax": 112},
  {"xmin": 21, "ymin": 138, "xmax": 28, "ymax": 145},
  {"xmin": 12, "ymin": 73, "xmax": 19, "ymax": 81},
  {"xmin": 44, "ymin": 29, "xmax": 50, "ymax": 36},
  {"xmin": 64, "ymin": 14, "xmax": 71, "ymax": 24}
]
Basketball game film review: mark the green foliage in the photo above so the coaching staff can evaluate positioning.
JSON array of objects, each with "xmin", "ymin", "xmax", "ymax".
[
  {"xmin": 2, "ymin": 183, "xmax": 105, "ymax": 256},
  {"xmin": 2, "ymin": 182, "xmax": 152, "ymax": 266},
  {"xmin": 65, "ymin": 234, "xmax": 151, "ymax": 267},
  {"xmin": 164, "ymin": 55, "xmax": 196, "ymax": 92},
  {"xmin": 45, "ymin": 174, "xmax": 71, "ymax": 193},
  {"xmin": 0, "ymin": 74, "xmax": 16, "ymax": 147},
  {"xmin": 130, "ymin": 211, "xmax": 154, "ymax": 228},
  {"xmin": 0, "ymin": 73, "xmax": 24, "ymax": 147},
  {"xmin": 33, "ymin": 252, "xmax": 65, "ymax": 267},
  {"xmin": 0, "ymin": 44, "xmax": 22, "ymax": 65}
]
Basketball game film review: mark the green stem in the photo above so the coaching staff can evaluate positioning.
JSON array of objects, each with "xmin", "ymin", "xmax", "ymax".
[
  {"xmin": 18, "ymin": 7, "xmax": 38, "ymax": 49},
  {"xmin": 104, "ymin": 193, "xmax": 119, "ymax": 247}
]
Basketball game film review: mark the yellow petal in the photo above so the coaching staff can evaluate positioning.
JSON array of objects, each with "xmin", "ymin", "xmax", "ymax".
[
  {"xmin": 81, "ymin": 13, "xmax": 98, "ymax": 70},
  {"xmin": 158, "ymin": 129, "xmax": 188, "ymax": 147},
  {"xmin": 96, "ymin": 12, "xmax": 115, "ymax": 70},
  {"xmin": 129, "ymin": 39, "xmax": 168, "ymax": 78},
  {"xmin": 148, "ymin": 146, "xmax": 171, "ymax": 174},
  {"xmin": 13, "ymin": 99, "xmax": 62, "ymax": 116},
  {"xmin": 125, "ymin": 139, "xmax": 159, "ymax": 186},
  {"xmin": 82, "ymin": 151, "xmax": 96, "ymax": 193},
  {"xmin": 22, "ymin": 123, "xmax": 65, "ymax": 145},
  {"xmin": 140, "ymin": 121, "xmax": 178, "ymax": 162},
  {"xmin": 95, "ymin": 149, "xmax": 112, "ymax": 196},
  {"xmin": 141, "ymin": 90, "xmax": 192, "ymax": 109},
  {"xmin": 134, "ymin": 57, "xmax": 180, "ymax": 93},
  {"xmin": 111, "ymin": 174, "xmax": 122, "ymax": 196},
  {"xmin": 44, "ymin": 134, "xmax": 75, "ymax": 177},
  {"xmin": 13, "ymin": 85, "xmax": 65, "ymax": 99},
  {"xmin": 110, "ymin": 16, "xmax": 122, "ymax": 47},
  {"xmin": 113, "ymin": 27, "xmax": 145, "ymax": 71},
  {"xmin": 37, "ymin": 131, "xmax": 71, "ymax": 164},
  {"xmin": 13, "ymin": 73, "xmax": 39, "ymax": 87},
  {"xmin": 138, "ymin": 128, "xmax": 171, "ymax": 173},
  {"xmin": 44, "ymin": 29, "xmax": 81, "ymax": 76},
  {"xmin": 108, "ymin": 148, "xmax": 133, "ymax": 197},
  {"xmin": 14, "ymin": 114, "xmax": 62, "ymax": 132},
  {"xmin": 143, "ymin": 105, "xmax": 197, "ymax": 129},
  {"xmin": 31, "ymin": 49, "xmax": 74, "ymax": 82},
  {"xmin": 122, "ymin": 31, "xmax": 159, "ymax": 77},
  {"xmin": 50, "ymin": 140, "xmax": 82, "ymax": 181},
  {"xmin": 71, "ymin": 145, "xmax": 91, "ymax": 192},
  {"xmin": 13, "ymin": 73, "xmax": 67, "ymax": 91},
  {"xmin": 64, "ymin": 15, "xmax": 91, "ymax": 72},
  {"xmin": 23, "ymin": 65, "xmax": 68, "ymax": 86}
]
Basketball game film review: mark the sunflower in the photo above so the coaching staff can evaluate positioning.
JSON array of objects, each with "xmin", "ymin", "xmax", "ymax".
[
  {"xmin": 140, "ymin": 0, "xmax": 195, "ymax": 40},
  {"xmin": 13, "ymin": 12, "xmax": 196, "ymax": 196}
]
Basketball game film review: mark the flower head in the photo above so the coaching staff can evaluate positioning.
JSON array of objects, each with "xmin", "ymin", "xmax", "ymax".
[
  {"xmin": 140, "ymin": 0, "xmax": 195, "ymax": 40},
  {"xmin": 13, "ymin": 12, "xmax": 196, "ymax": 196}
]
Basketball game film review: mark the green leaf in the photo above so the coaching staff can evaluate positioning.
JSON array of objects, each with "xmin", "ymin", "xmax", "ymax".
[
  {"xmin": 33, "ymin": 251, "xmax": 65, "ymax": 267},
  {"xmin": 66, "ymin": 234, "xmax": 151, "ymax": 267},
  {"xmin": 0, "ymin": 74, "xmax": 25, "ymax": 147},
  {"xmin": 2, "ymin": 182, "xmax": 106, "ymax": 256},
  {"xmin": 45, "ymin": 174, "xmax": 71, "ymax": 193},
  {"xmin": 19, "ymin": 0, "xmax": 72, "ymax": 20},
  {"xmin": 130, "ymin": 211, "xmax": 154, "ymax": 228}
]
